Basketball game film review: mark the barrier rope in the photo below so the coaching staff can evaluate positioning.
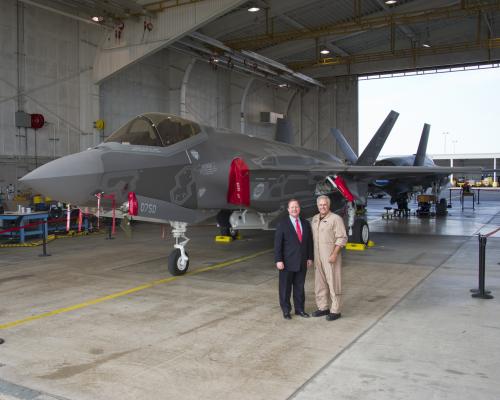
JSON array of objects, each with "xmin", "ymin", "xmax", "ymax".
[{"xmin": 483, "ymin": 226, "xmax": 500, "ymax": 238}]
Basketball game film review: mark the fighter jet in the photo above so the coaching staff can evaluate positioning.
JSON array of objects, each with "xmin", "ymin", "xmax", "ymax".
[
  {"xmin": 334, "ymin": 123, "xmax": 450, "ymax": 211},
  {"xmin": 21, "ymin": 112, "xmax": 476, "ymax": 275}
]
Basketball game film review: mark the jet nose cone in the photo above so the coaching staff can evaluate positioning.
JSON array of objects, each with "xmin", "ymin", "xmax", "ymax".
[{"xmin": 21, "ymin": 149, "xmax": 104, "ymax": 205}]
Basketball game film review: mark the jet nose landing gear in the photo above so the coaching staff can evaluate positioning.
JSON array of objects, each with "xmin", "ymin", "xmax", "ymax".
[{"xmin": 168, "ymin": 221, "xmax": 190, "ymax": 275}]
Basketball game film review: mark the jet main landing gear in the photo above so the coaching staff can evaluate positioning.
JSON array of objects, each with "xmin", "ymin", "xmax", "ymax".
[
  {"xmin": 216, "ymin": 209, "xmax": 239, "ymax": 239},
  {"xmin": 168, "ymin": 221, "xmax": 189, "ymax": 276},
  {"xmin": 351, "ymin": 219, "xmax": 369, "ymax": 245}
]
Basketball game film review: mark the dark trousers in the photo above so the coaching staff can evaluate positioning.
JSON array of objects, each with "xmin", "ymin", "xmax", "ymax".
[{"xmin": 279, "ymin": 267, "xmax": 307, "ymax": 314}]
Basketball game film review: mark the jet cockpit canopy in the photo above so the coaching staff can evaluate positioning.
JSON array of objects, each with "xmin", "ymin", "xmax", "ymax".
[{"xmin": 105, "ymin": 113, "xmax": 201, "ymax": 147}]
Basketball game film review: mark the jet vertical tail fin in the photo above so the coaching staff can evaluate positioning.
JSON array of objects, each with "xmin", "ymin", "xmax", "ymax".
[
  {"xmin": 331, "ymin": 128, "xmax": 358, "ymax": 164},
  {"xmin": 413, "ymin": 123, "xmax": 430, "ymax": 166},
  {"xmin": 356, "ymin": 110, "xmax": 399, "ymax": 166}
]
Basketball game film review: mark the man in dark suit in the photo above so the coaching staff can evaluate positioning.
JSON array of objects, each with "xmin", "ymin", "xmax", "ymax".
[{"xmin": 274, "ymin": 199, "xmax": 314, "ymax": 320}]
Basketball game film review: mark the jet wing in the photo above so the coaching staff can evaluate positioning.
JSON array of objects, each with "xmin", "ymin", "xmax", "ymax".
[
  {"xmin": 305, "ymin": 165, "xmax": 482, "ymax": 204},
  {"xmin": 338, "ymin": 165, "xmax": 480, "ymax": 180},
  {"xmin": 252, "ymin": 164, "xmax": 481, "ymax": 183}
]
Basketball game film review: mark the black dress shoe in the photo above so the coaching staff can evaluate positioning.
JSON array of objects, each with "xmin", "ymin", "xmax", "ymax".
[
  {"xmin": 295, "ymin": 311, "xmax": 310, "ymax": 318},
  {"xmin": 283, "ymin": 312, "xmax": 292, "ymax": 320},
  {"xmin": 326, "ymin": 313, "xmax": 341, "ymax": 321},
  {"xmin": 312, "ymin": 309, "xmax": 329, "ymax": 317}
]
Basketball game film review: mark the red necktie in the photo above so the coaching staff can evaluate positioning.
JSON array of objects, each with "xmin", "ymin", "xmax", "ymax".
[{"xmin": 295, "ymin": 218, "xmax": 302, "ymax": 242}]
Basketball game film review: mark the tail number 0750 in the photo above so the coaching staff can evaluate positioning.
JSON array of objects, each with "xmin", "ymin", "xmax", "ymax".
[{"xmin": 140, "ymin": 202, "xmax": 157, "ymax": 215}]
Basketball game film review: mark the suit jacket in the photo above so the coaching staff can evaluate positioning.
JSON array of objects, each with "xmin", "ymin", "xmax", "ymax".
[{"xmin": 274, "ymin": 216, "xmax": 314, "ymax": 272}]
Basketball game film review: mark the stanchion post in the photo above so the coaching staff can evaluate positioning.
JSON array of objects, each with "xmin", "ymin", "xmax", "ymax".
[
  {"xmin": 471, "ymin": 234, "xmax": 493, "ymax": 299},
  {"xmin": 106, "ymin": 219, "xmax": 114, "ymax": 240},
  {"xmin": 39, "ymin": 221, "xmax": 51, "ymax": 257}
]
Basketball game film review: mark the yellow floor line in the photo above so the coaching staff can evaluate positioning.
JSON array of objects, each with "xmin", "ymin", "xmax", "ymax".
[{"xmin": 0, "ymin": 248, "xmax": 273, "ymax": 330}]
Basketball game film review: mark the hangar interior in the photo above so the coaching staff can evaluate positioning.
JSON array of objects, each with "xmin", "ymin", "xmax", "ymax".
[
  {"xmin": 1, "ymin": 0, "xmax": 500, "ymax": 193},
  {"xmin": 1, "ymin": 1, "xmax": 500, "ymax": 400}
]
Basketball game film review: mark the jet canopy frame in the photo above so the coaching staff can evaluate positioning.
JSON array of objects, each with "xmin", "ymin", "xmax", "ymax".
[{"xmin": 105, "ymin": 113, "xmax": 201, "ymax": 147}]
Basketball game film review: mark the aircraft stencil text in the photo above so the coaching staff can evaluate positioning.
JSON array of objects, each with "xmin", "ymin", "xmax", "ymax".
[{"xmin": 140, "ymin": 202, "xmax": 157, "ymax": 214}]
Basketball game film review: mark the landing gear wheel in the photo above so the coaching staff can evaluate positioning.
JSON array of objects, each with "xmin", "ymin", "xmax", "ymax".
[
  {"xmin": 168, "ymin": 248, "xmax": 189, "ymax": 276},
  {"xmin": 217, "ymin": 210, "xmax": 238, "ymax": 239},
  {"xmin": 352, "ymin": 219, "xmax": 369, "ymax": 245},
  {"xmin": 219, "ymin": 226, "xmax": 239, "ymax": 240},
  {"xmin": 229, "ymin": 227, "xmax": 239, "ymax": 240}
]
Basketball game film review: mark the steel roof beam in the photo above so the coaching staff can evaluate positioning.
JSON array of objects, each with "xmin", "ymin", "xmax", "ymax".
[
  {"xmin": 254, "ymin": 10, "xmax": 349, "ymax": 60},
  {"xmin": 374, "ymin": 0, "xmax": 417, "ymax": 42},
  {"xmin": 225, "ymin": 1, "xmax": 500, "ymax": 50},
  {"xmin": 289, "ymin": 38, "xmax": 500, "ymax": 70},
  {"xmin": 200, "ymin": 0, "xmax": 325, "ymax": 39}
]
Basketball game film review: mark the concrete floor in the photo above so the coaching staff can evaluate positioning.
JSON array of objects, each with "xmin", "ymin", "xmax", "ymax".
[{"xmin": 0, "ymin": 191, "xmax": 499, "ymax": 400}]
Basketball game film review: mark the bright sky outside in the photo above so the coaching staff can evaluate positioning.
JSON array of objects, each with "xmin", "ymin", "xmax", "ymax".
[{"xmin": 359, "ymin": 66, "xmax": 500, "ymax": 157}]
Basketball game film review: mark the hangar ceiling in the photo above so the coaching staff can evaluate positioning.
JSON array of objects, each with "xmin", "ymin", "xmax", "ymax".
[{"xmin": 19, "ymin": 0, "xmax": 500, "ymax": 81}]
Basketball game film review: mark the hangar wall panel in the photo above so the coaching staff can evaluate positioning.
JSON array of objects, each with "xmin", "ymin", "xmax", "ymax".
[
  {"xmin": 229, "ymin": 74, "xmax": 250, "ymax": 132},
  {"xmin": 0, "ymin": 0, "xmax": 101, "ymax": 195},
  {"xmin": 169, "ymin": 52, "xmax": 194, "ymax": 117},
  {"xmin": 184, "ymin": 61, "xmax": 224, "ymax": 126},
  {"xmin": 100, "ymin": 50, "xmax": 171, "ymax": 136},
  {"xmin": 298, "ymin": 88, "xmax": 319, "ymax": 150},
  {"xmin": 288, "ymin": 77, "xmax": 358, "ymax": 156},
  {"xmin": 318, "ymin": 87, "xmax": 335, "ymax": 155},
  {"xmin": 332, "ymin": 76, "xmax": 359, "ymax": 157},
  {"xmin": 244, "ymin": 81, "xmax": 291, "ymax": 140}
]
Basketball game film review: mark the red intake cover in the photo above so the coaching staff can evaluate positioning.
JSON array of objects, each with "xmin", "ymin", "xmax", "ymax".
[
  {"xmin": 333, "ymin": 176, "xmax": 355, "ymax": 202},
  {"xmin": 227, "ymin": 158, "xmax": 250, "ymax": 207},
  {"xmin": 128, "ymin": 192, "xmax": 138, "ymax": 216}
]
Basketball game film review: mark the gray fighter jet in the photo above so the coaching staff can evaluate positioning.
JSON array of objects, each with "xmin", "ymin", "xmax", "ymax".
[
  {"xmin": 21, "ymin": 112, "xmax": 476, "ymax": 275},
  {"xmin": 334, "ymin": 123, "xmax": 451, "ymax": 211}
]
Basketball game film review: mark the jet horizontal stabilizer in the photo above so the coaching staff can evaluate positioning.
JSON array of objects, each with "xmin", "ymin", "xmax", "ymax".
[{"xmin": 331, "ymin": 128, "xmax": 358, "ymax": 164}]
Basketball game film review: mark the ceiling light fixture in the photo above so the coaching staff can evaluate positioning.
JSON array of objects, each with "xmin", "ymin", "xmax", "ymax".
[
  {"xmin": 422, "ymin": 41, "xmax": 431, "ymax": 48},
  {"xmin": 91, "ymin": 16, "xmax": 104, "ymax": 22},
  {"xmin": 320, "ymin": 48, "xmax": 330, "ymax": 55},
  {"xmin": 248, "ymin": 6, "xmax": 260, "ymax": 12},
  {"xmin": 385, "ymin": 0, "xmax": 397, "ymax": 4}
]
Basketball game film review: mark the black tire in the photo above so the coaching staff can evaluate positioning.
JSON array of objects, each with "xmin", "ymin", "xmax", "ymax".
[
  {"xmin": 351, "ymin": 219, "xmax": 369, "ymax": 245},
  {"xmin": 168, "ymin": 249, "xmax": 189, "ymax": 276},
  {"xmin": 219, "ymin": 226, "xmax": 238, "ymax": 239},
  {"xmin": 436, "ymin": 198, "xmax": 448, "ymax": 216},
  {"xmin": 229, "ymin": 227, "xmax": 239, "ymax": 240}
]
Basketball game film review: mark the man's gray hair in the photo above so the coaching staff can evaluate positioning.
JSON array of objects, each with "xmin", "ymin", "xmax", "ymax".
[{"xmin": 316, "ymin": 195, "xmax": 331, "ymax": 206}]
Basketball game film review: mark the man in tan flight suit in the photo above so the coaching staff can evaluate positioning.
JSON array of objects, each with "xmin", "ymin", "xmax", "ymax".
[{"xmin": 311, "ymin": 195, "xmax": 348, "ymax": 321}]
